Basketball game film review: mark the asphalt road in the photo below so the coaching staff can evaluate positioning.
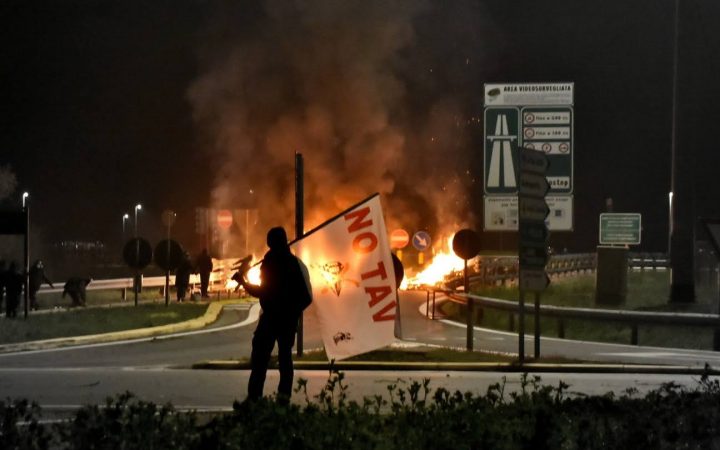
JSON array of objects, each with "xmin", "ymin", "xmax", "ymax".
[{"xmin": 0, "ymin": 292, "xmax": 719, "ymax": 411}]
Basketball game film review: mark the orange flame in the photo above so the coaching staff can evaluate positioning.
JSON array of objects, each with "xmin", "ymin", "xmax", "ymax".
[{"xmin": 399, "ymin": 235, "xmax": 470, "ymax": 290}]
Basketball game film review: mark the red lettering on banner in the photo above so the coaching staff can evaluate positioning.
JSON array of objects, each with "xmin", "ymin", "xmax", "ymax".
[
  {"xmin": 371, "ymin": 301, "xmax": 396, "ymax": 322},
  {"xmin": 344, "ymin": 207, "xmax": 372, "ymax": 232},
  {"xmin": 352, "ymin": 232, "xmax": 377, "ymax": 253},
  {"xmin": 345, "ymin": 202, "xmax": 395, "ymax": 323},
  {"xmin": 361, "ymin": 261, "xmax": 387, "ymax": 281},
  {"xmin": 365, "ymin": 285, "xmax": 392, "ymax": 307}
]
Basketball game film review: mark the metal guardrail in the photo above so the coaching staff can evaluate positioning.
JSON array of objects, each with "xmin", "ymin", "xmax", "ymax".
[
  {"xmin": 426, "ymin": 290, "xmax": 720, "ymax": 349},
  {"xmin": 444, "ymin": 252, "xmax": 669, "ymax": 289},
  {"xmin": 36, "ymin": 273, "xmax": 234, "ymax": 300}
]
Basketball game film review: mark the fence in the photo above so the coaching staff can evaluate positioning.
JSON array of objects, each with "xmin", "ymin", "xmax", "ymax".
[{"xmin": 422, "ymin": 290, "xmax": 720, "ymax": 350}]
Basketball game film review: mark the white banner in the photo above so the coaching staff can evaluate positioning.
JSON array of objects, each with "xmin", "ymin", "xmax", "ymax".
[{"xmin": 292, "ymin": 194, "xmax": 397, "ymax": 361}]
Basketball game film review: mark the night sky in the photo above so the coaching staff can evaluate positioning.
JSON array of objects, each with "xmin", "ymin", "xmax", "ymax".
[{"xmin": 2, "ymin": 0, "xmax": 719, "ymax": 259}]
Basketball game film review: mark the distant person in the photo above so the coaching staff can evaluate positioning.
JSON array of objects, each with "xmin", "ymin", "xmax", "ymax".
[
  {"xmin": 0, "ymin": 259, "xmax": 6, "ymax": 315},
  {"xmin": 29, "ymin": 259, "xmax": 54, "ymax": 310},
  {"xmin": 235, "ymin": 226, "xmax": 312, "ymax": 403},
  {"xmin": 175, "ymin": 252, "xmax": 193, "ymax": 302},
  {"xmin": 195, "ymin": 248, "xmax": 213, "ymax": 298},
  {"xmin": 4, "ymin": 262, "xmax": 23, "ymax": 318},
  {"xmin": 62, "ymin": 277, "xmax": 92, "ymax": 307}
]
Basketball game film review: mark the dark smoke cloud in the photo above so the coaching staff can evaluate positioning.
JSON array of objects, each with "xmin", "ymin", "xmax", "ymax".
[{"xmin": 188, "ymin": 0, "xmax": 481, "ymax": 250}]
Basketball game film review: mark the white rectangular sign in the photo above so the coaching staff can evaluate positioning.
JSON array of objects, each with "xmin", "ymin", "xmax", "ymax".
[
  {"xmin": 484, "ymin": 195, "xmax": 573, "ymax": 231},
  {"xmin": 485, "ymin": 83, "xmax": 574, "ymax": 106},
  {"xmin": 293, "ymin": 195, "xmax": 397, "ymax": 361}
]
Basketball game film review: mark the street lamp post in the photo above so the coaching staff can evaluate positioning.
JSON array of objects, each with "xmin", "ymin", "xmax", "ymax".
[
  {"xmin": 122, "ymin": 213, "xmax": 129, "ymax": 239},
  {"xmin": 134, "ymin": 204, "xmax": 142, "ymax": 237},
  {"xmin": 22, "ymin": 192, "xmax": 29, "ymax": 209}
]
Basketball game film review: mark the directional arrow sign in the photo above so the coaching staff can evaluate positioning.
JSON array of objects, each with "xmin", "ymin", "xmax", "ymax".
[
  {"xmin": 519, "ymin": 244, "xmax": 548, "ymax": 268},
  {"xmin": 412, "ymin": 231, "xmax": 431, "ymax": 251},
  {"xmin": 520, "ymin": 268, "xmax": 551, "ymax": 292},
  {"xmin": 519, "ymin": 147, "xmax": 549, "ymax": 174},
  {"xmin": 519, "ymin": 172, "xmax": 550, "ymax": 198},
  {"xmin": 519, "ymin": 221, "xmax": 550, "ymax": 243},
  {"xmin": 519, "ymin": 197, "xmax": 550, "ymax": 222}
]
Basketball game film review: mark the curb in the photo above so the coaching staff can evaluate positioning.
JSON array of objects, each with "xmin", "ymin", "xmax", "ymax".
[
  {"xmin": 0, "ymin": 300, "xmax": 243, "ymax": 354},
  {"xmin": 192, "ymin": 360, "xmax": 720, "ymax": 375}
]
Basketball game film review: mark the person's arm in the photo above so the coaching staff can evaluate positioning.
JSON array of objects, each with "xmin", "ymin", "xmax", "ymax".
[{"xmin": 233, "ymin": 260, "xmax": 264, "ymax": 299}]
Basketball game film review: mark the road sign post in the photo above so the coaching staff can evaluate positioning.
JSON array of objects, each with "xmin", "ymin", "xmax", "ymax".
[{"xmin": 517, "ymin": 147, "xmax": 551, "ymax": 363}]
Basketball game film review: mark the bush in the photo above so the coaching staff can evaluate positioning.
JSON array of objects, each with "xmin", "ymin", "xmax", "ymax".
[{"xmin": 3, "ymin": 369, "xmax": 720, "ymax": 449}]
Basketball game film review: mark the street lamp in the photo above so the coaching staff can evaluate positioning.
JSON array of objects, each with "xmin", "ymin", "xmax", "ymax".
[
  {"xmin": 134, "ymin": 204, "xmax": 142, "ymax": 237},
  {"xmin": 122, "ymin": 213, "xmax": 129, "ymax": 237},
  {"xmin": 22, "ymin": 192, "xmax": 29, "ymax": 209}
]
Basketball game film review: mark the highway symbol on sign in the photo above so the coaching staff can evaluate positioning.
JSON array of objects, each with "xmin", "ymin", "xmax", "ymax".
[
  {"xmin": 412, "ymin": 231, "xmax": 431, "ymax": 251},
  {"xmin": 485, "ymin": 108, "xmax": 518, "ymax": 192}
]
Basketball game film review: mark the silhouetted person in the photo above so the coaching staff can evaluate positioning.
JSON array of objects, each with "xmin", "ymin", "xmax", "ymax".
[
  {"xmin": 175, "ymin": 252, "xmax": 193, "ymax": 302},
  {"xmin": 195, "ymin": 248, "xmax": 213, "ymax": 298},
  {"xmin": 62, "ymin": 277, "xmax": 91, "ymax": 307},
  {"xmin": 5, "ymin": 262, "xmax": 23, "ymax": 318},
  {"xmin": 0, "ymin": 259, "xmax": 6, "ymax": 315},
  {"xmin": 29, "ymin": 259, "xmax": 54, "ymax": 310},
  {"xmin": 236, "ymin": 227, "xmax": 312, "ymax": 403}
]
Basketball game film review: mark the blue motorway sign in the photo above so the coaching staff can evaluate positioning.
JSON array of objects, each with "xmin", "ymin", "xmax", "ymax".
[{"xmin": 412, "ymin": 231, "xmax": 431, "ymax": 251}]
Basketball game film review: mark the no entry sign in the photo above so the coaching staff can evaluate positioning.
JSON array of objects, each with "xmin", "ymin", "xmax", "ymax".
[
  {"xmin": 390, "ymin": 229, "xmax": 409, "ymax": 249},
  {"xmin": 217, "ymin": 209, "xmax": 233, "ymax": 229}
]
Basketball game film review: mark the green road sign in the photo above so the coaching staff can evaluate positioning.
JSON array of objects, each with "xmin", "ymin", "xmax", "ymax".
[
  {"xmin": 599, "ymin": 213, "xmax": 641, "ymax": 245},
  {"xmin": 484, "ymin": 107, "xmax": 519, "ymax": 194}
]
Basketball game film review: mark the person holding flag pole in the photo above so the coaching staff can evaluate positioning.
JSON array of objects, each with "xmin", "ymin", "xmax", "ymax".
[{"xmin": 235, "ymin": 227, "xmax": 312, "ymax": 403}]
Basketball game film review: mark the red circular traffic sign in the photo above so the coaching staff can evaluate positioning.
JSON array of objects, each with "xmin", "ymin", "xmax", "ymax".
[
  {"xmin": 217, "ymin": 209, "xmax": 233, "ymax": 229},
  {"xmin": 390, "ymin": 229, "xmax": 410, "ymax": 249}
]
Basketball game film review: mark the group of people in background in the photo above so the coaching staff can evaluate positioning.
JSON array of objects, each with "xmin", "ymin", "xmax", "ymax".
[
  {"xmin": 0, "ymin": 259, "xmax": 53, "ymax": 318},
  {"xmin": 0, "ymin": 247, "xmax": 216, "ymax": 314},
  {"xmin": 174, "ymin": 248, "xmax": 214, "ymax": 303}
]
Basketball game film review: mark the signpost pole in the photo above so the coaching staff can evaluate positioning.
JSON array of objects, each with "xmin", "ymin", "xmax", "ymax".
[
  {"xmin": 23, "ymin": 205, "xmax": 30, "ymax": 319},
  {"xmin": 465, "ymin": 259, "xmax": 473, "ymax": 351},
  {"xmin": 519, "ymin": 288, "xmax": 525, "ymax": 365},
  {"xmin": 534, "ymin": 292, "xmax": 541, "ymax": 359}
]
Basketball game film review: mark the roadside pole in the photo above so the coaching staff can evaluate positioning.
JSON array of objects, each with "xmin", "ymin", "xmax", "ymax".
[
  {"xmin": 295, "ymin": 152, "xmax": 304, "ymax": 357},
  {"xmin": 517, "ymin": 147, "xmax": 551, "ymax": 364}
]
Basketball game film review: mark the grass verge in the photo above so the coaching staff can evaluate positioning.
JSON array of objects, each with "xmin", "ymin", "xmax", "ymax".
[
  {"xmin": 0, "ymin": 304, "xmax": 208, "ymax": 344},
  {"xmin": 441, "ymin": 271, "xmax": 717, "ymax": 350}
]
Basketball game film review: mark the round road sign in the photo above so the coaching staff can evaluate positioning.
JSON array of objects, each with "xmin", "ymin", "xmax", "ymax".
[
  {"xmin": 217, "ymin": 209, "xmax": 233, "ymax": 229},
  {"xmin": 161, "ymin": 209, "xmax": 176, "ymax": 227},
  {"xmin": 123, "ymin": 238, "xmax": 153, "ymax": 270},
  {"xmin": 559, "ymin": 142, "xmax": 570, "ymax": 153},
  {"xmin": 154, "ymin": 239, "xmax": 184, "ymax": 271},
  {"xmin": 452, "ymin": 229, "xmax": 481, "ymax": 260},
  {"xmin": 412, "ymin": 231, "xmax": 431, "ymax": 251},
  {"xmin": 390, "ymin": 229, "xmax": 410, "ymax": 249},
  {"xmin": 542, "ymin": 143, "xmax": 552, "ymax": 153}
]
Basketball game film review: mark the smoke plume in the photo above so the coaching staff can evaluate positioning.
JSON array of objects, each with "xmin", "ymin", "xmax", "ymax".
[{"xmin": 188, "ymin": 0, "xmax": 477, "ymax": 251}]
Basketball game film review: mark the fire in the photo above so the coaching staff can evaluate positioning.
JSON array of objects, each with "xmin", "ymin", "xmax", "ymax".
[
  {"xmin": 399, "ymin": 235, "xmax": 469, "ymax": 290},
  {"xmin": 217, "ymin": 257, "xmax": 262, "ymax": 290}
]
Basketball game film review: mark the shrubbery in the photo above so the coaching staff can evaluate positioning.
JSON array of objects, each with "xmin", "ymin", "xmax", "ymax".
[{"xmin": 3, "ymin": 369, "xmax": 720, "ymax": 449}]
